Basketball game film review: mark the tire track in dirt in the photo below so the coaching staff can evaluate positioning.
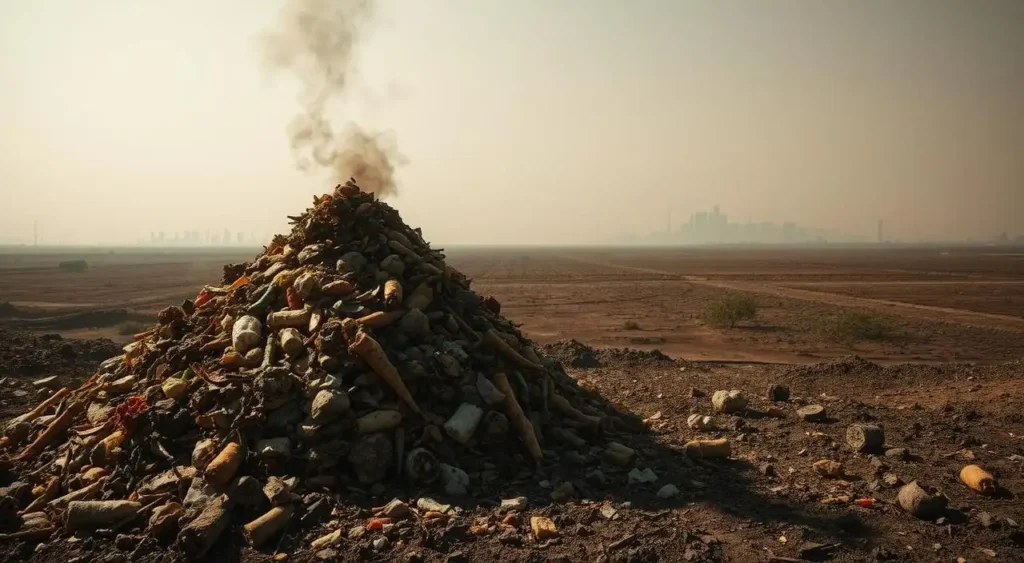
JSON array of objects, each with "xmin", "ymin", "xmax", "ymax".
[{"xmin": 564, "ymin": 256, "xmax": 1024, "ymax": 333}]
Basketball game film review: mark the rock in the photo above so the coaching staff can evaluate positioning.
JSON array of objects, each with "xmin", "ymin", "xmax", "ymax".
[
  {"xmin": 32, "ymin": 376, "xmax": 61, "ymax": 390},
  {"xmin": 380, "ymin": 254, "xmax": 406, "ymax": 276},
  {"xmin": 311, "ymin": 389, "xmax": 350, "ymax": 423},
  {"xmin": 500, "ymin": 497, "xmax": 528, "ymax": 512},
  {"xmin": 440, "ymin": 464, "xmax": 469, "ymax": 495},
  {"xmin": 627, "ymin": 468, "xmax": 658, "ymax": 485},
  {"xmin": 711, "ymin": 390, "xmax": 747, "ymax": 414},
  {"xmin": 687, "ymin": 414, "xmax": 714, "ymax": 430},
  {"xmin": 4, "ymin": 421, "xmax": 31, "ymax": 445},
  {"xmin": 372, "ymin": 537, "xmax": 389, "ymax": 550},
  {"xmin": 148, "ymin": 502, "xmax": 183, "ymax": 537},
  {"xmin": 883, "ymin": 473, "xmax": 902, "ymax": 487},
  {"xmin": 337, "ymin": 251, "xmax": 367, "ymax": 273},
  {"xmin": 263, "ymin": 476, "xmax": 294, "ymax": 506},
  {"xmin": 398, "ymin": 308, "xmax": 431, "ymax": 339},
  {"xmin": 550, "ymin": 482, "xmax": 575, "ymax": 502},
  {"xmin": 348, "ymin": 434, "xmax": 393, "ymax": 485},
  {"xmin": 797, "ymin": 405, "xmax": 827, "ymax": 422},
  {"xmin": 478, "ymin": 411, "xmax": 509, "ymax": 445},
  {"xmin": 380, "ymin": 498, "xmax": 410, "ymax": 519},
  {"xmin": 759, "ymin": 463, "xmax": 776, "ymax": 477},
  {"xmin": 227, "ymin": 476, "xmax": 266, "ymax": 510},
  {"xmin": 689, "ymin": 388, "xmax": 705, "ymax": 398},
  {"xmin": 586, "ymin": 470, "xmax": 607, "ymax": 485},
  {"xmin": 600, "ymin": 504, "xmax": 619, "ymax": 520},
  {"xmin": 416, "ymin": 497, "xmax": 451, "ymax": 514},
  {"xmin": 603, "ymin": 442, "xmax": 636, "ymax": 467},
  {"xmin": 254, "ymin": 437, "xmax": 291, "ymax": 459},
  {"xmin": 884, "ymin": 447, "xmax": 910, "ymax": 460},
  {"xmin": 812, "ymin": 460, "xmax": 844, "ymax": 478},
  {"xmin": 531, "ymin": 516, "xmax": 558, "ymax": 539},
  {"xmin": 476, "ymin": 374, "xmax": 506, "ymax": 406},
  {"xmin": 767, "ymin": 384, "xmax": 790, "ymax": 402},
  {"xmin": 656, "ymin": 484, "xmax": 680, "ymax": 499},
  {"xmin": 897, "ymin": 481, "xmax": 948, "ymax": 519}
]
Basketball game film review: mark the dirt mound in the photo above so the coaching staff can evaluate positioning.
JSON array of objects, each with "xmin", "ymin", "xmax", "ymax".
[
  {"xmin": 542, "ymin": 339, "xmax": 601, "ymax": 367},
  {"xmin": 784, "ymin": 354, "xmax": 881, "ymax": 379},
  {"xmin": 597, "ymin": 347, "xmax": 674, "ymax": 366},
  {"xmin": 0, "ymin": 182, "xmax": 649, "ymax": 561},
  {"xmin": 0, "ymin": 329, "xmax": 118, "ymax": 417},
  {"xmin": 543, "ymin": 339, "xmax": 676, "ymax": 369}
]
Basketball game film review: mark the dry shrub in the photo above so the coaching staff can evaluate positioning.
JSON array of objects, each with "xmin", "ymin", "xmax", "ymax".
[{"xmin": 701, "ymin": 294, "xmax": 758, "ymax": 328}]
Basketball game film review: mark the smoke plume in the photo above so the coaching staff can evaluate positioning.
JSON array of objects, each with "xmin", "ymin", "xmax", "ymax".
[{"xmin": 261, "ymin": 0, "xmax": 401, "ymax": 197}]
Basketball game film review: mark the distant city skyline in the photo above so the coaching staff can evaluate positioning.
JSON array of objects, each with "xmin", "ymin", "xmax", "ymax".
[{"xmin": 624, "ymin": 205, "xmax": 1022, "ymax": 246}]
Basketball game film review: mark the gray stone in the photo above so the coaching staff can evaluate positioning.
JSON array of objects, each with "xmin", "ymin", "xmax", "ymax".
[
  {"xmin": 627, "ymin": 468, "xmax": 658, "ymax": 486},
  {"xmin": 656, "ymin": 484, "xmax": 680, "ymax": 499},
  {"xmin": 337, "ymin": 251, "xmax": 367, "ymax": 273},
  {"xmin": 380, "ymin": 255, "xmax": 406, "ymax": 276},
  {"xmin": 398, "ymin": 308, "xmax": 431, "ymax": 339},
  {"xmin": 440, "ymin": 464, "xmax": 469, "ymax": 495},
  {"xmin": 712, "ymin": 390, "xmax": 748, "ymax": 414}
]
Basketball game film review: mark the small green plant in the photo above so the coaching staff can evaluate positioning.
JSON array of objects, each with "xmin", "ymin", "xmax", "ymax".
[
  {"xmin": 817, "ymin": 311, "xmax": 891, "ymax": 341},
  {"xmin": 701, "ymin": 294, "xmax": 759, "ymax": 328},
  {"xmin": 116, "ymin": 321, "xmax": 148, "ymax": 336}
]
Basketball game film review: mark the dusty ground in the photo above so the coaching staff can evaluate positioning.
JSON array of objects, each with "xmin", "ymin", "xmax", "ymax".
[
  {"xmin": 1, "ymin": 333, "xmax": 1022, "ymax": 562},
  {"xmin": 5, "ymin": 246, "xmax": 1024, "ymax": 364},
  {"xmin": 1, "ymin": 246, "xmax": 1023, "ymax": 562}
]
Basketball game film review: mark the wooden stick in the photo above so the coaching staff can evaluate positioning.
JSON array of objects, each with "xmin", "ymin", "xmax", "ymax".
[
  {"xmin": 9, "ymin": 388, "xmax": 70, "ymax": 426},
  {"xmin": 550, "ymin": 393, "xmax": 602, "ymax": 428},
  {"xmin": 19, "ymin": 476, "xmax": 59, "ymax": 514},
  {"xmin": 485, "ymin": 329, "xmax": 544, "ymax": 371},
  {"xmin": 355, "ymin": 309, "xmax": 406, "ymax": 328},
  {"xmin": 349, "ymin": 331, "xmax": 420, "ymax": 414},
  {"xmin": 16, "ymin": 396, "xmax": 89, "ymax": 462},
  {"xmin": 492, "ymin": 372, "xmax": 542, "ymax": 461}
]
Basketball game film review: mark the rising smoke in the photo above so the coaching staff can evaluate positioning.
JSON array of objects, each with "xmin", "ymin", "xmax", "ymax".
[{"xmin": 261, "ymin": 0, "xmax": 401, "ymax": 197}]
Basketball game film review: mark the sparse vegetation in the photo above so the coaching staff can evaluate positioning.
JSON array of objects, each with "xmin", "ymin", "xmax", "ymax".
[
  {"xmin": 116, "ymin": 321, "xmax": 148, "ymax": 336},
  {"xmin": 622, "ymin": 320, "xmax": 642, "ymax": 330},
  {"xmin": 701, "ymin": 294, "xmax": 759, "ymax": 328},
  {"xmin": 816, "ymin": 311, "xmax": 891, "ymax": 341}
]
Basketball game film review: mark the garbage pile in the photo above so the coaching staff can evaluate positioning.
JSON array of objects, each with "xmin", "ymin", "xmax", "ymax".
[{"xmin": 0, "ymin": 181, "xmax": 615, "ymax": 557}]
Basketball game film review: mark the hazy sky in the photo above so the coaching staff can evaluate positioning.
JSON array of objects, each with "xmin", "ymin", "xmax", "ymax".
[{"xmin": 1, "ymin": 0, "xmax": 1021, "ymax": 245}]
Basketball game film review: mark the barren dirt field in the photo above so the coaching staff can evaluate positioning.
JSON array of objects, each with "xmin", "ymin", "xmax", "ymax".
[
  {"xmin": 1, "ymin": 246, "xmax": 1023, "ymax": 563},
  {"xmin": 5, "ymin": 246, "xmax": 1024, "ymax": 364}
]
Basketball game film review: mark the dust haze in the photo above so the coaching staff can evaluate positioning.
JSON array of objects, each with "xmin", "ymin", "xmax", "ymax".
[
  {"xmin": 0, "ymin": 1, "xmax": 1021, "ymax": 245},
  {"xmin": 260, "ymin": 0, "xmax": 400, "ymax": 198}
]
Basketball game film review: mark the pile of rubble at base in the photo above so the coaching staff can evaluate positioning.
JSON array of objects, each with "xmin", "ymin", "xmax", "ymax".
[{"xmin": 0, "ymin": 181, "xmax": 624, "ymax": 558}]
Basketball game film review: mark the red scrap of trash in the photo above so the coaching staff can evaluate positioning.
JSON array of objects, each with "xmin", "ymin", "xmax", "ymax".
[
  {"xmin": 194, "ymin": 288, "xmax": 214, "ymax": 309},
  {"xmin": 854, "ymin": 498, "xmax": 876, "ymax": 508},
  {"xmin": 113, "ymin": 395, "xmax": 150, "ymax": 430}
]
